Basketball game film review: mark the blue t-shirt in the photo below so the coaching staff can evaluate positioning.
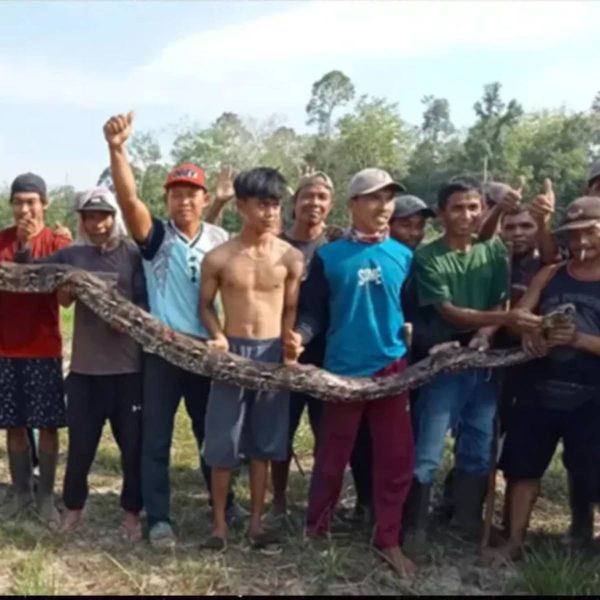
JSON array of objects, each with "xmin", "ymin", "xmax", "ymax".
[
  {"xmin": 297, "ymin": 238, "xmax": 412, "ymax": 377},
  {"xmin": 138, "ymin": 218, "xmax": 228, "ymax": 338}
]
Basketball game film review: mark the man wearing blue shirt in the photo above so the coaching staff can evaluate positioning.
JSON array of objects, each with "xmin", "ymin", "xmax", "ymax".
[
  {"xmin": 286, "ymin": 168, "xmax": 416, "ymax": 576},
  {"xmin": 103, "ymin": 111, "xmax": 243, "ymax": 547}
]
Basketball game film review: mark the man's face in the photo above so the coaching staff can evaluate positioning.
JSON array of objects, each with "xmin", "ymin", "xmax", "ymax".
[
  {"xmin": 238, "ymin": 197, "xmax": 281, "ymax": 234},
  {"xmin": 165, "ymin": 184, "xmax": 208, "ymax": 228},
  {"xmin": 568, "ymin": 224, "xmax": 600, "ymax": 263},
  {"xmin": 439, "ymin": 191, "xmax": 483, "ymax": 237},
  {"xmin": 389, "ymin": 213, "xmax": 427, "ymax": 249},
  {"xmin": 500, "ymin": 210, "xmax": 538, "ymax": 257},
  {"xmin": 80, "ymin": 210, "xmax": 115, "ymax": 246},
  {"xmin": 587, "ymin": 177, "xmax": 600, "ymax": 198},
  {"xmin": 350, "ymin": 187, "xmax": 395, "ymax": 234},
  {"xmin": 11, "ymin": 192, "xmax": 46, "ymax": 227},
  {"xmin": 294, "ymin": 183, "xmax": 332, "ymax": 227}
]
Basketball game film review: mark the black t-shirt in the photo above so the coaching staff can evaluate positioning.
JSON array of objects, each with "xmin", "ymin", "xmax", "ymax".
[
  {"xmin": 281, "ymin": 231, "xmax": 327, "ymax": 367},
  {"xmin": 534, "ymin": 264, "xmax": 600, "ymax": 387}
]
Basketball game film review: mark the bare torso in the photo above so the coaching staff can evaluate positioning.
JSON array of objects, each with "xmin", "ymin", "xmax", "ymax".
[{"xmin": 212, "ymin": 235, "xmax": 300, "ymax": 339}]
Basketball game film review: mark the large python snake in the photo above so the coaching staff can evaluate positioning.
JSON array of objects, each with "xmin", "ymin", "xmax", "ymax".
[{"xmin": 0, "ymin": 263, "xmax": 575, "ymax": 401}]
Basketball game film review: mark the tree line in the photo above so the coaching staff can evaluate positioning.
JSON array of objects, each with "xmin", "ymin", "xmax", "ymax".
[{"xmin": 2, "ymin": 71, "xmax": 599, "ymax": 231}]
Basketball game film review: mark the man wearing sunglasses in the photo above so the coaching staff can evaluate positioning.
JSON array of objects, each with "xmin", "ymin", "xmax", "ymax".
[{"xmin": 103, "ymin": 112, "xmax": 244, "ymax": 547}]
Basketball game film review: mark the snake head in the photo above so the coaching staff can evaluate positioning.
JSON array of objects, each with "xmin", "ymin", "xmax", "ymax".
[{"xmin": 541, "ymin": 303, "xmax": 577, "ymax": 337}]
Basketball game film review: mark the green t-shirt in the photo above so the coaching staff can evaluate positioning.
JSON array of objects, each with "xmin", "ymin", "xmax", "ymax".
[{"xmin": 414, "ymin": 236, "xmax": 508, "ymax": 347}]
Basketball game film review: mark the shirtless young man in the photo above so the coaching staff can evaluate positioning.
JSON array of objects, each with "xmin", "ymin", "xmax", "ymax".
[{"xmin": 200, "ymin": 168, "xmax": 304, "ymax": 550}]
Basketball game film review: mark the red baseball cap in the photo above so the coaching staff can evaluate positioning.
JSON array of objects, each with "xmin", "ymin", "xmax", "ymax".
[{"xmin": 164, "ymin": 163, "xmax": 206, "ymax": 190}]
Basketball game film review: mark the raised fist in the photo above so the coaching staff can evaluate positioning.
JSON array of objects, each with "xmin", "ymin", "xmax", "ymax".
[{"xmin": 103, "ymin": 112, "xmax": 134, "ymax": 149}]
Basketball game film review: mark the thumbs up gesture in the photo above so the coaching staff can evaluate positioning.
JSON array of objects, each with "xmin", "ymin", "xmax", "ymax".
[
  {"xmin": 530, "ymin": 178, "xmax": 555, "ymax": 225},
  {"xmin": 497, "ymin": 176, "xmax": 525, "ymax": 213},
  {"xmin": 103, "ymin": 111, "xmax": 134, "ymax": 149}
]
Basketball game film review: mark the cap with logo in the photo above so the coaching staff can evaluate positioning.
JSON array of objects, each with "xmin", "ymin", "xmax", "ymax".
[
  {"xmin": 391, "ymin": 194, "xmax": 435, "ymax": 220},
  {"xmin": 165, "ymin": 163, "xmax": 206, "ymax": 190},
  {"xmin": 76, "ymin": 187, "xmax": 117, "ymax": 213},
  {"xmin": 10, "ymin": 172, "xmax": 47, "ymax": 200},
  {"xmin": 554, "ymin": 196, "xmax": 600, "ymax": 233},
  {"xmin": 347, "ymin": 168, "xmax": 406, "ymax": 199}
]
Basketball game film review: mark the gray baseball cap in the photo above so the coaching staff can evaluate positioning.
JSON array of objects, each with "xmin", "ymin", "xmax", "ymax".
[
  {"xmin": 588, "ymin": 160, "xmax": 600, "ymax": 186},
  {"xmin": 392, "ymin": 195, "xmax": 435, "ymax": 220},
  {"xmin": 76, "ymin": 187, "xmax": 117, "ymax": 213},
  {"xmin": 347, "ymin": 168, "xmax": 405, "ymax": 199}
]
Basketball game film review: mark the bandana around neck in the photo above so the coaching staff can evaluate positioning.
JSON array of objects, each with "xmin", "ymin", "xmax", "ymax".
[{"xmin": 348, "ymin": 226, "xmax": 390, "ymax": 244}]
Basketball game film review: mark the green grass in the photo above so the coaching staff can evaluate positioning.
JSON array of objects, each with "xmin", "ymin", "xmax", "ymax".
[
  {"xmin": 521, "ymin": 544, "xmax": 600, "ymax": 595},
  {"xmin": 0, "ymin": 310, "xmax": 586, "ymax": 594}
]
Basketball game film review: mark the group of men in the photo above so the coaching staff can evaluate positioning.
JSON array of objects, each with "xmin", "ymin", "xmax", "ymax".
[{"xmin": 2, "ymin": 108, "xmax": 600, "ymax": 577}]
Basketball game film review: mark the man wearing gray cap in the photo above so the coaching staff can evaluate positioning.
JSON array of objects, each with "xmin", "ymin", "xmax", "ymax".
[
  {"xmin": 389, "ymin": 195, "xmax": 435, "ymax": 249},
  {"xmin": 285, "ymin": 168, "xmax": 417, "ymax": 576},
  {"xmin": 348, "ymin": 193, "xmax": 436, "ymax": 524},
  {"xmin": 489, "ymin": 195, "xmax": 600, "ymax": 562}
]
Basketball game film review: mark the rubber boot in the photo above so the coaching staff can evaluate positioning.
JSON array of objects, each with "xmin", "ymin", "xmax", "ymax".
[
  {"xmin": 401, "ymin": 478, "xmax": 432, "ymax": 558},
  {"xmin": 36, "ymin": 450, "xmax": 60, "ymax": 529},
  {"xmin": 6, "ymin": 449, "xmax": 34, "ymax": 518},
  {"xmin": 449, "ymin": 470, "xmax": 488, "ymax": 540},
  {"xmin": 433, "ymin": 467, "xmax": 455, "ymax": 522},
  {"xmin": 563, "ymin": 472, "xmax": 593, "ymax": 547}
]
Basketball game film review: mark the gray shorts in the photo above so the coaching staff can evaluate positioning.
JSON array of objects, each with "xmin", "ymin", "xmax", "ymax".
[{"xmin": 203, "ymin": 337, "xmax": 290, "ymax": 469}]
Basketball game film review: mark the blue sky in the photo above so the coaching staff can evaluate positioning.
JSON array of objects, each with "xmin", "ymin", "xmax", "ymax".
[{"xmin": 1, "ymin": 0, "xmax": 599, "ymax": 190}]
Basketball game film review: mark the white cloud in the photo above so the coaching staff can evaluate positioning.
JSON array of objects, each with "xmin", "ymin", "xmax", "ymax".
[{"xmin": 0, "ymin": 0, "xmax": 598, "ymax": 113}]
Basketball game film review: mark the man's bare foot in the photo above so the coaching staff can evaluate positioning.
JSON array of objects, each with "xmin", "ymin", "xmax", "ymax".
[
  {"xmin": 59, "ymin": 509, "xmax": 83, "ymax": 534},
  {"xmin": 481, "ymin": 540, "xmax": 523, "ymax": 566},
  {"xmin": 120, "ymin": 511, "xmax": 142, "ymax": 542},
  {"xmin": 380, "ymin": 545, "xmax": 418, "ymax": 577},
  {"xmin": 487, "ymin": 523, "xmax": 509, "ymax": 548}
]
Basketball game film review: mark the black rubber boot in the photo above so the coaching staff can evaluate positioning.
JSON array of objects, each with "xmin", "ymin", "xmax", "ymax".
[
  {"xmin": 401, "ymin": 478, "xmax": 432, "ymax": 558},
  {"xmin": 563, "ymin": 472, "xmax": 593, "ymax": 547},
  {"xmin": 449, "ymin": 470, "xmax": 488, "ymax": 539},
  {"xmin": 433, "ymin": 467, "xmax": 455, "ymax": 522}
]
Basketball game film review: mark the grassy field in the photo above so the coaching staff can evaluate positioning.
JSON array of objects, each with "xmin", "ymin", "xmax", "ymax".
[{"xmin": 1, "ymin": 310, "xmax": 600, "ymax": 595}]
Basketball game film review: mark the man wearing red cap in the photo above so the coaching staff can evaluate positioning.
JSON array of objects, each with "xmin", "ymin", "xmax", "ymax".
[{"xmin": 103, "ymin": 112, "xmax": 243, "ymax": 547}]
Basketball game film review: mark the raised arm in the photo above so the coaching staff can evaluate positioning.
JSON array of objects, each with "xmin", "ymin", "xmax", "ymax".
[
  {"xmin": 198, "ymin": 250, "xmax": 228, "ymax": 352},
  {"xmin": 530, "ymin": 178, "xmax": 561, "ymax": 264},
  {"xmin": 103, "ymin": 112, "xmax": 153, "ymax": 243},
  {"xmin": 478, "ymin": 180, "xmax": 522, "ymax": 242},
  {"xmin": 203, "ymin": 166, "xmax": 236, "ymax": 225}
]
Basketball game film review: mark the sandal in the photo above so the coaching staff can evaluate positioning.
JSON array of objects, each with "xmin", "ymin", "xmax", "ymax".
[
  {"xmin": 201, "ymin": 535, "xmax": 227, "ymax": 552},
  {"xmin": 248, "ymin": 529, "xmax": 281, "ymax": 550}
]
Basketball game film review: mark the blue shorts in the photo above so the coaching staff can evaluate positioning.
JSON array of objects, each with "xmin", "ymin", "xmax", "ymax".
[{"xmin": 203, "ymin": 337, "xmax": 290, "ymax": 469}]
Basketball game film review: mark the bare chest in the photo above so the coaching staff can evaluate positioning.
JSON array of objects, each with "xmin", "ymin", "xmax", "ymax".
[{"xmin": 220, "ymin": 256, "xmax": 287, "ymax": 293}]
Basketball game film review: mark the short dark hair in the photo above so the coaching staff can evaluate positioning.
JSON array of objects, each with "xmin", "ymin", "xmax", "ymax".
[
  {"xmin": 437, "ymin": 177, "xmax": 481, "ymax": 210},
  {"xmin": 500, "ymin": 204, "xmax": 535, "ymax": 225},
  {"xmin": 234, "ymin": 167, "xmax": 288, "ymax": 202}
]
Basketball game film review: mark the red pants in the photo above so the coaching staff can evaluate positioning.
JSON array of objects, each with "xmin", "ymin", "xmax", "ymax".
[{"xmin": 306, "ymin": 358, "xmax": 414, "ymax": 549}]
